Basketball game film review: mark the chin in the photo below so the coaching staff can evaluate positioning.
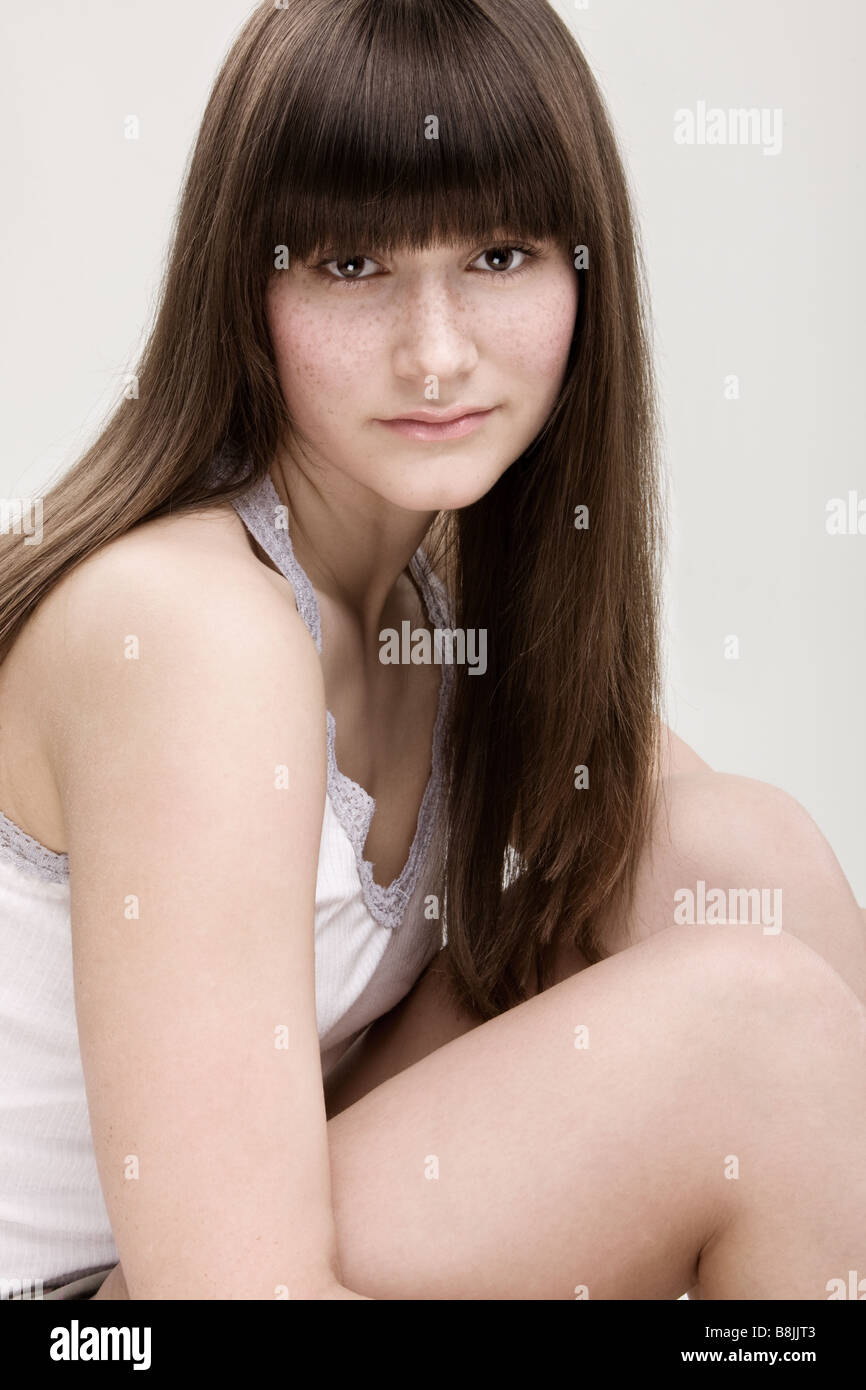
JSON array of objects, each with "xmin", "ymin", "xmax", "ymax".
[{"xmin": 371, "ymin": 458, "xmax": 514, "ymax": 514}]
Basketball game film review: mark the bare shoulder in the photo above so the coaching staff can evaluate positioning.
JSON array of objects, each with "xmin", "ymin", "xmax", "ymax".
[
  {"xmin": 45, "ymin": 501, "xmax": 292, "ymax": 619},
  {"xmin": 50, "ymin": 501, "xmax": 321, "ymax": 722},
  {"xmin": 32, "ymin": 502, "xmax": 306, "ymax": 674},
  {"xmin": 1, "ymin": 502, "xmax": 320, "ymax": 853}
]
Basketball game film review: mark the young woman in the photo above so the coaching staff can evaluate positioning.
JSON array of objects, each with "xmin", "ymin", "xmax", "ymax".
[{"xmin": 2, "ymin": 0, "xmax": 864, "ymax": 1302}]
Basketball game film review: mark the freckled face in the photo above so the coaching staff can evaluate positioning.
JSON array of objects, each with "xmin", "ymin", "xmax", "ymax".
[{"xmin": 265, "ymin": 237, "xmax": 578, "ymax": 511}]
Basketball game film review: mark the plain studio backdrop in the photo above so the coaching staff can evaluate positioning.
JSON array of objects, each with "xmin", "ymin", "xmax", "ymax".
[{"xmin": 1, "ymin": 0, "xmax": 863, "ymax": 904}]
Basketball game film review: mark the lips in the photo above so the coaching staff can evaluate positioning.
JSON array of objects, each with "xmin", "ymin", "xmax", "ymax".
[
  {"xmin": 375, "ymin": 406, "xmax": 498, "ymax": 442},
  {"xmin": 384, "ymin": 406, "xmax": 490, "ymax": 424}
]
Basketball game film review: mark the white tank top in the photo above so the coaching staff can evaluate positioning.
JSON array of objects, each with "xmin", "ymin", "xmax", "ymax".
[{"xmin": 0, "ymin": 468, "xmax": 451, "ymax": 1291}]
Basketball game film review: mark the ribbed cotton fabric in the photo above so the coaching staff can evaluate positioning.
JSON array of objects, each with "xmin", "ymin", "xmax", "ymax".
[{"xmin": 0, "ymin": 468, "xmax": 451, "ymax": 1292}]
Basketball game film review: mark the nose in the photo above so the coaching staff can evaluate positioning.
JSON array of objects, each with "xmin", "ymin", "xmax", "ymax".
[{"xmin": 390, "ymin": 278, "xmax": 479, "ymax": 387}]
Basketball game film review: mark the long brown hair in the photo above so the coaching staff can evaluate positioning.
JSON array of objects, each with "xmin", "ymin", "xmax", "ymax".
[{"xmin": 0, "ymin": 0, "xmax": 665, "ymax": 1020}]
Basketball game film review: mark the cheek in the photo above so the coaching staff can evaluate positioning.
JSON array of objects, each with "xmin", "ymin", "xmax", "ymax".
[
  {"xmin": 482, "ymin": 274, "xmax": 577, "ymax": 387},
  {"xmin": 268, "ymin": 294, "xmax": 377, "ymax": 420}
]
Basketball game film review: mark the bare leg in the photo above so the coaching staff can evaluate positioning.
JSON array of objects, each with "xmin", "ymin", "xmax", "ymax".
[
  {"xmin": 93, "ymin": 922, "xmax": 865, "ymax": 1300},
  {"xmin": 93, "ymin": 770, "xmax": 866, "ymax": 1301},
  {"xmin": 325, "ymin": 923, "xmax": 866, "ymax": 1299},
  {"xmin": 596, "ymin": 772, "xmax": 866, "ymax": 1005},
  {"xmin": 324, "ymin": 772, "xmax": 866, "ymax": 1118}
]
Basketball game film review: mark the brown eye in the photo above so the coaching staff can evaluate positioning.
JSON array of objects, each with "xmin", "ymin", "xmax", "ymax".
[
  {"xmin": 470, "ymin": 246, "xmax": 534, "ymax": 275},
  {"xmin": 323, "ymin": 256, "xmax": 382, "ymax": 281},
  {"xmin": 483, "ymin": 248, "xmax": 517, "ymax": 271}
]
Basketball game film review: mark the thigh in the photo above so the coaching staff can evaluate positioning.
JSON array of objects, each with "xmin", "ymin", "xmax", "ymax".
[
  {"xmin": 324, "ymin": 927, "xmax": 591, "ymax": 1119},
  {"xmin": 325, "ymin": 922, "xmax": 833, "ymax": 1300}
]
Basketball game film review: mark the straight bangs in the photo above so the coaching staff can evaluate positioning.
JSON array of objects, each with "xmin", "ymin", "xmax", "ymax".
[{"xmin": 263, "ymin": 0, "xmax": 580, "ymax": 261}]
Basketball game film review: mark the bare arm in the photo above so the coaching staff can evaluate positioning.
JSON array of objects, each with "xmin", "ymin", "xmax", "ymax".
[{"xmin": 48, "ymin": 541, "xmax": 367, "ymax": 1299}]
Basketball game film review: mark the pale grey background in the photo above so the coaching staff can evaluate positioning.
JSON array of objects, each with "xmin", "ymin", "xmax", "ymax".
[{"xmin": 1, "ymin": 0, "xmax": 863, "ymax": 899}]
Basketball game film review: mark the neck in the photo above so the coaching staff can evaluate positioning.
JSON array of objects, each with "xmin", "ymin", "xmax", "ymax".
[{"xmin": 269, "ymin": 448, "xmax": 438, "ymax": 647}]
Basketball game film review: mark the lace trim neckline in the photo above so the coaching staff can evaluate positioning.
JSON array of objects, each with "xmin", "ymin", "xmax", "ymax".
[
  {"xmin": 231, "ymin": 471, "xmax": 453, "ymax": 932},
  {"xmin": 0, "ymin": 811, "xmax": 69, "ymax": 885}
]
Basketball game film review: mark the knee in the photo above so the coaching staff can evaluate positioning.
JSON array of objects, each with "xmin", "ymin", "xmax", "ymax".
[
  {"xmin": 640, "ymin": 772, "xmax": 866, "ymax": 1003},
  {"xmin": 598, "ymin": 772, "xmax": 866, "ymax": 1008},
  {"xmin": 643, "ymin": 919, "xmax": 866, "ymax": 1058},
  {"xmin": 659, "ymin": 771, "xmax": 851, "ymax": 902}
]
